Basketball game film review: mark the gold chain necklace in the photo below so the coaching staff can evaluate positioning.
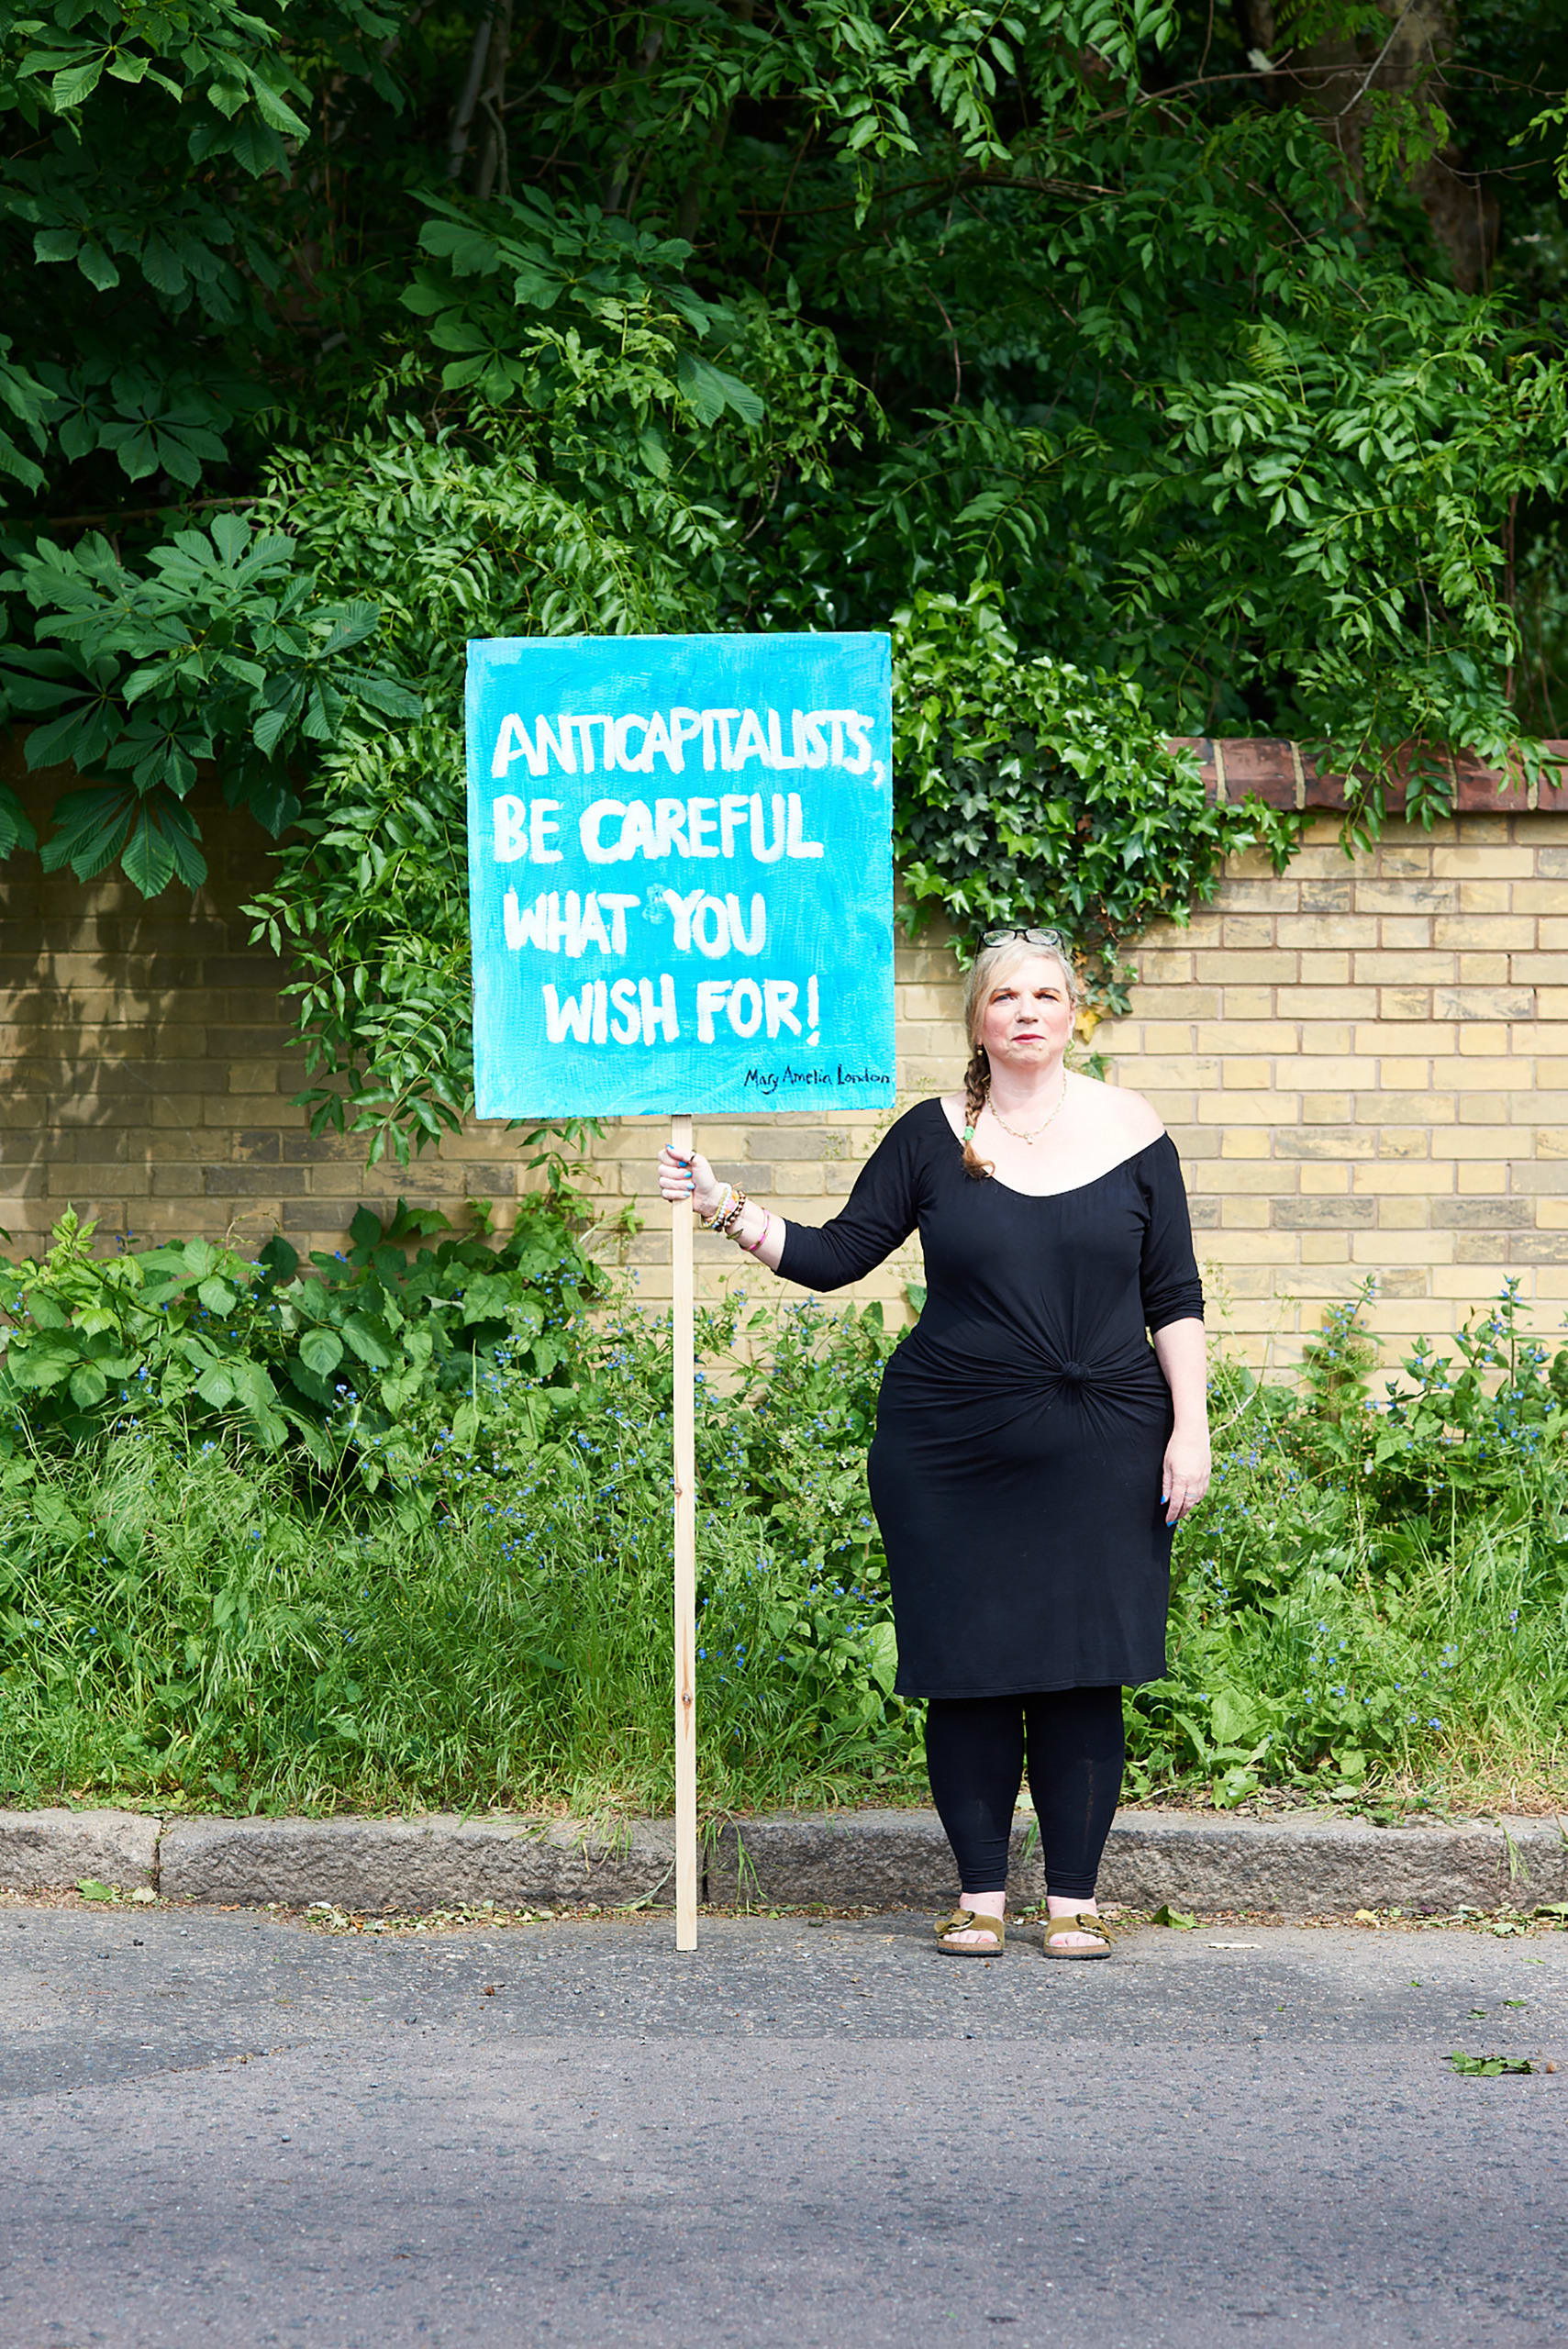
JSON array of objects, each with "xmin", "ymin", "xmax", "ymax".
[{"xmin": 987, "ymin": 1070, "xmax": 1069, "ymax": 1145}]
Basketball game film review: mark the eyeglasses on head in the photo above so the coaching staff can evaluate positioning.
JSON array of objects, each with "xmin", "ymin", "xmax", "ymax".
[{"xmin": 980, "ymin": 924, "xmax": 1062, "ymax": 948}]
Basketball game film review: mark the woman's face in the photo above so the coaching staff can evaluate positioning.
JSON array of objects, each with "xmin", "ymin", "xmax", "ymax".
[{"xmin": 978, "ymin": 953, "xmax": 1075, "ymax": 1073}]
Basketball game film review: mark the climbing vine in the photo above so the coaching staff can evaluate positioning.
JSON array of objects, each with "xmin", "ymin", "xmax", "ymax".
[{"xmin": 892, "ymin": 587, "xmax": 1299, "ymax": 1011}]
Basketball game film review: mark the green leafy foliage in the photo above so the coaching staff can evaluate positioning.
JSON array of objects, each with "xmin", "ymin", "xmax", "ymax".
[
  {"xmin": 1132, "ymin": 1278, "xmax": 1568, "ymax": 1808},
  {"xmin": 1105, "ymin": 291, "xmax": 1568, "ymax": 835},
  {"xmin": 0, "ymin": 1281, "xmax": 916, "ymax": 1811},
  {"xmin": 0, "ymin": 1251, "xmax": 1563, "ymax": 1815},
  {"xmin": 4, "ymin": 0, "xmax": 311, "ymax": 139},
  {"xmin": 240, "ymin": 319, "xmax": 856, "ymax": 1155},
  {"xmin": 11, "ymin": 150, "xmax": 284, "ymax": 317},
  {"xmin": 38, "ymin": 362, "xmax": 235, "ymax": 488},
  {"xmin": 892, "ymin": 583, "xmax": 1299, "ymax": 999},
  {"xmin": 0, "ymin": 512, "xmax": 421, "ymax": 887},
  {"xmin": 401, "ymin": 189, "xmax": 762, "ymax": 424},
  {"xmin": 2, "ymin": 0, "xmax": 1568, "ymax": 1146},
  {"xmin": 0, "ymin": 333, "xmax": 48, "ymax": 492},
  {"xmin": 0, "ymin": 1197, "xmax": 599, "ymax": 1493}
]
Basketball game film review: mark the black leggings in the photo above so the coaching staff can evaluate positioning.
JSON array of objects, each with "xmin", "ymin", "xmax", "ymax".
[{"xmin": 925, "ymin": 1687, "xmax": 1125, "ymax": 1900}]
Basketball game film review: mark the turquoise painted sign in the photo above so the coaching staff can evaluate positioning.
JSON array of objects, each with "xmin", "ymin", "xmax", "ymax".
[{"xmin": 465, "ymin": 632, "xmax": 895, "ymax": 1118}]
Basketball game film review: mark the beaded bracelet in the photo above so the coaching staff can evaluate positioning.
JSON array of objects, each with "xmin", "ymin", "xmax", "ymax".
[
  {"xmin": 699, "ymin": 1184, "xmax": 735, "ymax": 1231},
  {"xmin": 713, "ymin": 1186, "xmax": 748, "ymax": 1237}
]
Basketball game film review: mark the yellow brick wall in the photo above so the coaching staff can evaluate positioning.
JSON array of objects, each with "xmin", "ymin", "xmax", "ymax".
[
  {"xmin": 598, "ymin": 812, "xmax": 1568, "ymax": 1365},
  {"xmin": 4, "ymin": 721, "xmax": 1565, "ymax": 1366},
  {"xmin": 1095, "ymin": 814, "xmax": 1568, "ymax": 1363},
  {"xmin": 0, "ymin": 755, "xmax": 527, "ymax": 1260}
]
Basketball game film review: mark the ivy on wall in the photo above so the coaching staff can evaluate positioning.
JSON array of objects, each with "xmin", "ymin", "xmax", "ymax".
[{"xmin": 892, "ymin": 585, "xmax": 1299, "ymax": 1011}]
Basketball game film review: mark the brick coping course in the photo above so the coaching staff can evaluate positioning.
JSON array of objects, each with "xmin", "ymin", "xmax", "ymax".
[{"xmin": 1170, "ymin": 734, "xmax": 1568, "ymax": 813}]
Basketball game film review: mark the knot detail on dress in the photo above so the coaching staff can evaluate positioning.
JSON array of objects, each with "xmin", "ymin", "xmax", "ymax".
[{"xmin": 1058, "ymin": 1359, "xmax": 1088, "ymax": 1385}]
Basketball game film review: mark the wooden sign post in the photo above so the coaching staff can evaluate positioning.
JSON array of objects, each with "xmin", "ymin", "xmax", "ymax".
[
  {"xmin": 465, "ymin": 629, "xmax": 894, "ymax": 1957},
  {"xmin": 670, "ymin": 1110, "xmax": 698, "ymax": 1951}
]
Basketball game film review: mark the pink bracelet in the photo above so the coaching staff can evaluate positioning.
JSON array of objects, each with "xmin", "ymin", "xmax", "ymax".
[{"xmin": 740, "ymin": 1207, "xmax": 773, "ymax": 1256}]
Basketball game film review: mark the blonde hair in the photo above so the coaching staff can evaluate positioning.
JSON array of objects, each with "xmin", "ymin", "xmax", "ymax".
[{"xmin": 960, "ymin": 930, "xmax": 1080, "ymax": 1180}]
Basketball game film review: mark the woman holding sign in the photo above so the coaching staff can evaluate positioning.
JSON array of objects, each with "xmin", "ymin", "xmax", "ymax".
[{"xmin": 657, "ymin": 927, "xmax": 1208, "ymax": 1959}]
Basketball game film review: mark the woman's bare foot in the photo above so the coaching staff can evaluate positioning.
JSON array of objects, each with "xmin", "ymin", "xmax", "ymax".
[
  {"xmin": 1044, "ymin": 1895, "xmax": 1105, "ymax": 1951},
  {"xmin": 942, "ymin": 1890, "xmax": 1006, "ymax": 1949}
]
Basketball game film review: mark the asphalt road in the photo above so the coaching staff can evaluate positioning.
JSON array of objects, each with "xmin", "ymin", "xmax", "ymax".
[{"xmin": 1, "ymin": 1903, "xmax": 1564, "ymax": 2349}]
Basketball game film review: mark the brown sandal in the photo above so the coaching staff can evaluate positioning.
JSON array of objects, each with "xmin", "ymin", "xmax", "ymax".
[
  {"xmin": 1043, "ymin": 1910, "xmax": 1114, "ymax": 1959},
  {"xmin": 935, "ymin": 1907, "xmax": 1006, "ymax": 1956}
]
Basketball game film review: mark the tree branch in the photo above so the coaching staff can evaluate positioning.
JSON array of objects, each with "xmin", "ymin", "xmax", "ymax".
[{"xmin": 447, "ymin": 6, "xmax": 494, "ymax": 182}]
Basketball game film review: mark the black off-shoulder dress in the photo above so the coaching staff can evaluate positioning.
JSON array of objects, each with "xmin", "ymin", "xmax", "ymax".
[{"xmin": 775, "ymin": 1099, "xmax": 1205, "ymax": 1699}]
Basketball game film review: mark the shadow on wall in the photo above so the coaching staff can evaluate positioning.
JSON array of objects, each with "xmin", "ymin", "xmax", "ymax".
[
  {"xmin": 0, "ymin": 744, "xmax": 294, "ymax": 1255},
  {"xmin": 0, "ymin": 740, "xmax": 521, "ymax": 1262}
]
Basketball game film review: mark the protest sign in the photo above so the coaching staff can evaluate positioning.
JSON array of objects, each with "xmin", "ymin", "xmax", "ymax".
[
  {"xmin": 464, "ymin": 631, "xmax": 895, "ymax": 1119},
  {"xmin": 465, "ymin": 630, "xmax": 895, "ymax": 1954}
]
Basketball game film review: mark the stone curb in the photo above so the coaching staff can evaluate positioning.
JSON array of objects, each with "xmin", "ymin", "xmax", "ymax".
[
  {"xmin": 158, "ymin": 1815, "xmax": 675, "ymax": 1912},
  {"xmin": 708, "ymin": 1809, "xmax": 1568, "ymax": 1917},
  {"xmin": 0, "ymin": 1808, "xmax": 159, "ymax": 1893},
  {"xmin": 707, "ymin": 1810, "xmax": 1047, "ymax": 1908},
  {"xmin": 1, "ymin": 1806, "xmax": 1563, "ymax": 1917}
]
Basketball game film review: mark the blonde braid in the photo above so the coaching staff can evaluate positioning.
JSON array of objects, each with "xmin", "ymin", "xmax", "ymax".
[{"xmin": 961, "ymin": 1048, "xmax": 994, "ymax": 1180}]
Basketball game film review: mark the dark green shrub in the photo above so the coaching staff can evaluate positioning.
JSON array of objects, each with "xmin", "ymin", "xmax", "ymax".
[{"xmin": 0, "ymin": 1196, "xmax": 599, "ymax": 1504}]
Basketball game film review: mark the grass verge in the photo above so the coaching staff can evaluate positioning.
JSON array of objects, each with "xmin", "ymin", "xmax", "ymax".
[{"xmin": 0, "ymin": 1274, "xmax": 1563, "ymax": 1820}]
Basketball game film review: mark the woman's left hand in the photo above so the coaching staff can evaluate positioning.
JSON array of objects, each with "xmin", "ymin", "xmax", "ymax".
[{"xmin": 1161, "ymin": 1428, "xmax": 1211, "ymax": 1525}]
